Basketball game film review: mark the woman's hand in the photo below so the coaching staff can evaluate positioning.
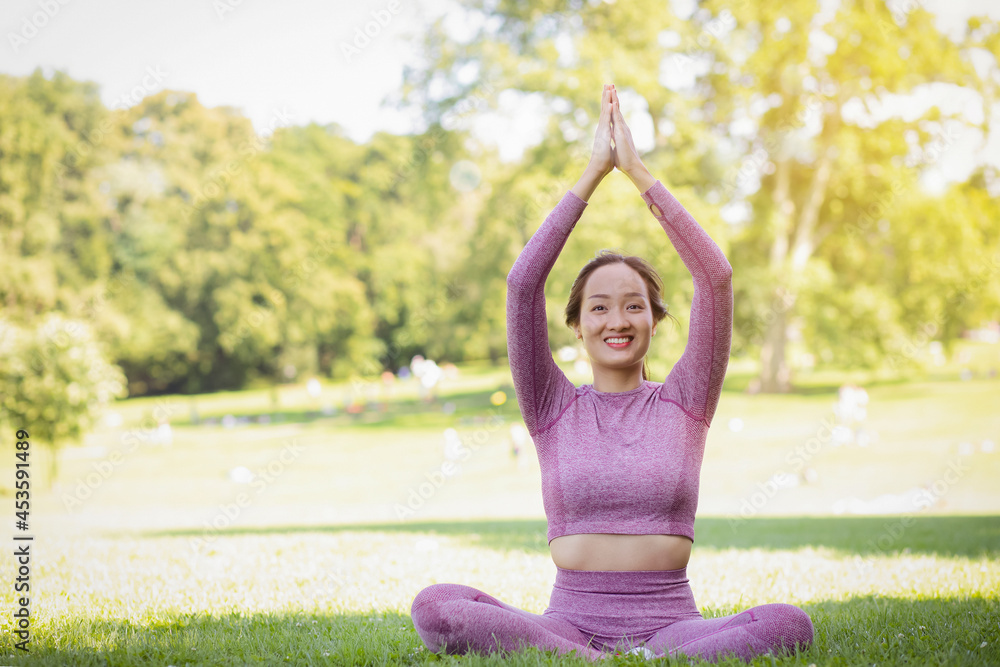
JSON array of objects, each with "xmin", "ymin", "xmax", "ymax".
[
  {"xmin": 571, "ymin": 85, "xmax": 615, "ymax": 201},
  {"xmin": 571, "ymin": 84, "xmax": 655, "ymax": 200},
  {"xmin": 587, "ymin": 84, "xmax": 615, "ymax": 177},
  {"xmin": 610, "ymin": 86, "xmax": 656, "ymax": 193},
  {"xmin": 609, "ymin": 86, "xmax": 643, "ymax": 176}
]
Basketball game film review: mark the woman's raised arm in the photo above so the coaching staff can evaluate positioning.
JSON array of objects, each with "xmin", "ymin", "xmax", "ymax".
[
  {"xmin": 610, "ymin": 86, "xmax": 733, "ymax": 426},
  {"xmin": 506, "ymin": 86, "xmax": 616, "ymax": 436},
  {"xmin": 505, "ymin": 193, "xmax": 583, "ymax": 438}
]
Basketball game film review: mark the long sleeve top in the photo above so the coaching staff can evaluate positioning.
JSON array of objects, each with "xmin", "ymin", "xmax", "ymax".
[{"xmin": 505, "ymin": 180, "xmax": 733, "ymax": 543}]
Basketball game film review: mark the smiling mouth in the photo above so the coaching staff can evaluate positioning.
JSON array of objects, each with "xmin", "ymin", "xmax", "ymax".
[{"xmin": 604, "ymin": 336, "xmax": 634, "ymax": 347}]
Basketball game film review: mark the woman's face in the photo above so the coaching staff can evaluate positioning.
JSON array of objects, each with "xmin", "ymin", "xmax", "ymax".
[{"xmin": 573, "ymin": 263, "xmax": 655, "ymax": 374}]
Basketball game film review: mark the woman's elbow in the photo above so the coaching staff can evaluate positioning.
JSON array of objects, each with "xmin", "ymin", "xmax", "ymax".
[
  {"xmin": 712, "ymin": 262, "xmax": 734, "ymax": 289},
  {"xmin": 506, "ymin": 267, "xmax": 525, "ymax": 290}
]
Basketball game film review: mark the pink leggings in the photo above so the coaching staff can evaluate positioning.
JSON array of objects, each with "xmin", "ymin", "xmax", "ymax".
[{"xmin": 411, "ymin": 567, "xmax": 814, "ymax": 662}]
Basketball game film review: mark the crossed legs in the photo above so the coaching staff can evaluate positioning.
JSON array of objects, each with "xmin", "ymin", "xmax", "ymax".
[
  {"xmin": 645, "ymin": 603, "xmax": 815, "ymax": 661},
  {"xmin": 411, "ymin": 583, "xmax": 607, "ymax": 660},
  {"xmin": 411, "ymin": 582, "xmax": 814, "ymax": 663}
]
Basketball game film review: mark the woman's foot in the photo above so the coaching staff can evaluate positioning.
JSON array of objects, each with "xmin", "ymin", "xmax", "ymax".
[{"xmin": 626, "ymin": 646, "xmax": 655, "ymax": 659}]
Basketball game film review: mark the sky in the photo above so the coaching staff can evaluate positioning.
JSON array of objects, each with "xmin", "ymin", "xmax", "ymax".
[
  {"xmin": 1, "ymin": 0, "xmax": 998, "ymax": 193},
  {"xmin": 0, "ymin": 0, "xmax": 453, "ymax": 142}
]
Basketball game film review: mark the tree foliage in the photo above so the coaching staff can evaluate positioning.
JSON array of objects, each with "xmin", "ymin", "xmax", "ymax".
[
  {"xmin": 0, "ymin": 314, "xmax": 126, "ymax": 475},
  {"xmin": 395, "ymin": 0, "xmax": 1000, "ymax": 390},
  {"xmin": 0, "ymin": 68, "xmax": 487, "ymax": 399},
  {"xmin": 1, "ymin": 0, "xmax": 998, "ymax": 416}
]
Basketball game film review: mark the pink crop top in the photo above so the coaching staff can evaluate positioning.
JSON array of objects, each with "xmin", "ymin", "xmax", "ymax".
[{"xmin": 505, "ymin": 180, "xmax": 733, "ymax": 544}]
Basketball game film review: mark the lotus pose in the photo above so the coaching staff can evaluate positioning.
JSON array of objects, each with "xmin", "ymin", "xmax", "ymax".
[{"xmin": 410, "ymin": 85, "xmax": 814, "ymax": 662}]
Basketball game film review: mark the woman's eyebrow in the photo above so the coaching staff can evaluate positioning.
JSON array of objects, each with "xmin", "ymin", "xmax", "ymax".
[{"xmin": 588, "ymin": 292, "xmax": 646, "ymax": 299}]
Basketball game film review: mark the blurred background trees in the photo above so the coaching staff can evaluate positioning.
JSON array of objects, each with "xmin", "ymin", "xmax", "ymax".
[
  {"xmin": 394, "ymin": 0, "xmax": 1000, "ymax": 391},
  {"xmin": 0, "ymin": 313, "xmax": 126, "ymax": 479},
  {"xmin": 1, "ymin": 0, "xmax": 998, "ymax": 421}
]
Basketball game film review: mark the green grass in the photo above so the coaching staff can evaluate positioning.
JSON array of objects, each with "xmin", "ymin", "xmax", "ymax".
[
  {"xmin": 1, "ymin": 519, "xmax": 997, "ymax": 665},
  {"xmin": 1, "ymin": 348, "xmax": 999, "ymax": 665}
]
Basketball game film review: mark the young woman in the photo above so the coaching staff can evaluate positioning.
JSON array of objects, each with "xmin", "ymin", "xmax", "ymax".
[{"xmin": 410, "ymin": 84, "xmax": 815, "ymax": 662}]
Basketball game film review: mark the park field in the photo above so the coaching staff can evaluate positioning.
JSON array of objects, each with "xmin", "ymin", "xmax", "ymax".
[{"xmin": 1, "ymin": 347, "xmax": 999, "ymax": 665}]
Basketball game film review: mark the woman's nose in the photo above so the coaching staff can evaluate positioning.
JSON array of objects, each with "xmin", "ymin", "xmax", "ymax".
[{"xmin": 609, "ymin": 308, "xmax": 629, "ymax": 329}]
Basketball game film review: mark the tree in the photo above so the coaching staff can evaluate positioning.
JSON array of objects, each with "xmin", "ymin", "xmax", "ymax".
[
  {"xmin": 394, "ymin": 0, "xmax": 1000, "ymax": 391},
  {"xmin": 392, "ymin": 0, "xmax": 737, "ymax": 375},
  {"xmin": 0, "ymin": 69, "xmax": 112, "ymax": 323},
  {"xmin": 0, "ymin": 315, "xmax": 126, "ymax": 482},
  {"xmin": 711, "ymin": 0, "xmax": 1000, "ymax": 390},
  {"xmin": 2, "ymin": 69, "xmax": 487, "ymax": 395}
]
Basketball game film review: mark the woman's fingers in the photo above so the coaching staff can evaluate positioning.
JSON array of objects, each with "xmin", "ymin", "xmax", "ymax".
[
  {"xmin": 603, "ymin": 85, "xmax": 615, "ymax": 134},
  {"xmin": 609, "ymin": 86, "xmax": 641, "ymax": 172},
  {"xmin": 610, "ymin": 88, "xmax": 623, "ymax": 144},
  {"xmin": 600, "ymin": 85, "xmax": 610, "ymax": 126},
  {"xmin": 611, "ymin": 87, "xmax": 628, "ymax": 134},
  {"xmin": 597, "ymin": 87, "xmax": 611, "ymax": 143},
  {"xmin": 588, "ymin": 84, "xmax": 615, "ymax": 175}
]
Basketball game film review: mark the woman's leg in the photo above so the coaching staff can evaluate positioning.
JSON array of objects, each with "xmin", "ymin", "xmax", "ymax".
[
  {"xmin": 645, "ymin": 602, "xmax": 814, "ymax": 662},
  {"xmin": 411, "ymin": 583, "xmax": 607, "ymax": 660}
]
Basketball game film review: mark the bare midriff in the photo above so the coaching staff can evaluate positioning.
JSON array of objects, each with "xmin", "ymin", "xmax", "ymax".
[{"xmin": 549, "ymin": 533, "xmax": 693, "ymax": 571}]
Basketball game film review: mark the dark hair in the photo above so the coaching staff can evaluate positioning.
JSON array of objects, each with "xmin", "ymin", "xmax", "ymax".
[{"xmin": 564, "ymin": 250, "xmax": 677, "ymax": 381}]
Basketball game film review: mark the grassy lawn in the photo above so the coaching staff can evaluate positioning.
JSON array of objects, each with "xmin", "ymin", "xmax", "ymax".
[
  {"xmin": 1, "ymin": 518, "xmax": 997, "ymax": 665},
  {"xmin": 1, "ymin": 345, "xmax": 999, "ymax": 665}
]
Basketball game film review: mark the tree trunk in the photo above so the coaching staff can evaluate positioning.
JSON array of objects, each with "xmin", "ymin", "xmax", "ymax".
[
  {"xmin": 756, "ymin": 146, "xmax": 835, "ymax": 392},
  {"xmin": 757, "ymin": 157, "xmax": 794, "ymax": 392},
  {"xmin": 759, "ymin": 305, "xmax": 792, "ymax": 393}
]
